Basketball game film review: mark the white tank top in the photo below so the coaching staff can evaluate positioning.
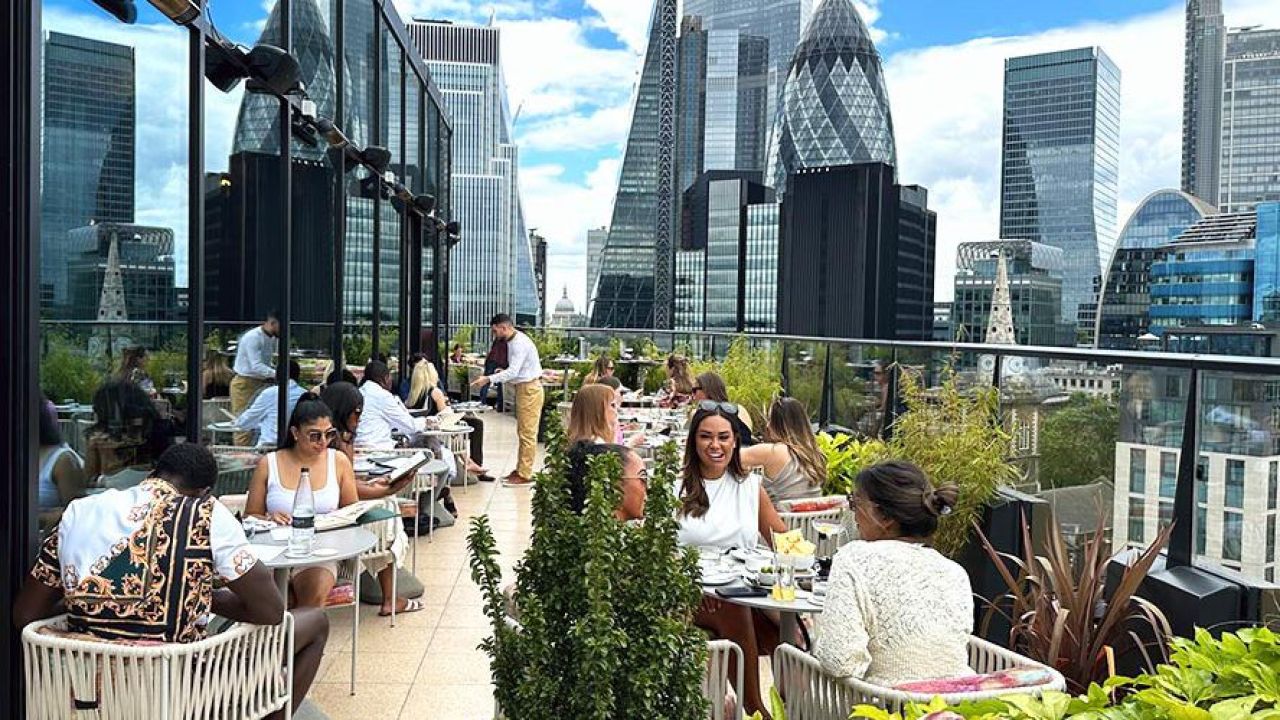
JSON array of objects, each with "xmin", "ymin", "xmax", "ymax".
[
  {"xmin": 265, "ymin": 449, "xmax": 340, "ymax": 516},
  {"xmin": 675, "ymin": 471, "xmax": 763, "ymax": 550}
]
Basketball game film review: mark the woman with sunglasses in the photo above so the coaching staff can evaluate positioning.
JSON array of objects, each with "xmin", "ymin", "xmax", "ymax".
[
  {"xmin": 677, "ymin": 402, "xmax": 786, "ymax": 718},
  {"xmin": 812, "ymin": 461, "xmax": 971, "ymax": 685},
  {"xmin": 246, "ymin": 396, "xmax": 359, "ymax": 608},
  {"xmin": 692, "ymin": 371, "xmax": 754, "ymax": 446}
]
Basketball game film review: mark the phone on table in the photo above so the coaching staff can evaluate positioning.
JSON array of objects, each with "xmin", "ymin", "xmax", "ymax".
[{"xmin": 715, "ymin": 586, "xmax": 768, "ymax": 599}]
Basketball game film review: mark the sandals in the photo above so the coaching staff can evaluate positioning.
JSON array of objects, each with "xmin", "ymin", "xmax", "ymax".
[{"xmin": 378, "ymin": 597, "xmax": 426, "ymax": 617}]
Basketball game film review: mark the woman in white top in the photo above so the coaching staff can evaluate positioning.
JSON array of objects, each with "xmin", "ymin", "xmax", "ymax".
[
  {"xmin": 37, "ymin": 398, "xmax": 86, "ymax": 528},
  {"xmin": 677, "ymin": 402, "xmax": 786, "ymax": 719},
  {"xmin": 245, "ymin": 396, "xmax": 360, "ymax": 609},
  {"xmin": 813, "ymin": 461, "xmax": 973, "ymax": 686},
  {"xmin": 739, "ymin": 397, "xmax": 826, "ymax": 504}
]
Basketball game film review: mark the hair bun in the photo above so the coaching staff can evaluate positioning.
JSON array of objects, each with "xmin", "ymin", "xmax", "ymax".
[{"xmin": 922, "ymin": 486, "xmax": 959, "ymax": 517}]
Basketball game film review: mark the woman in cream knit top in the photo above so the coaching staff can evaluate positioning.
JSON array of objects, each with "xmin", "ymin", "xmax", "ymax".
[{"xmin": 812, "ymin": 461, "xmax": 974, "ymax": 686}]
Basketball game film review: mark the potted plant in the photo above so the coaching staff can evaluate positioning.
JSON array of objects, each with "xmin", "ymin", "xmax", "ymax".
[
  {"xmin": 469, "ymin": 416, "xmax": 709, "ymax": 719},
  {"xmin": 817, "ymin": 432, "xmax": 889, "ymax": 496}
]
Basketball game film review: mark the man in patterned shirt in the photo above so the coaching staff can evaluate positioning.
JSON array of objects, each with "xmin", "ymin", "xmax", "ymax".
[{"xmin": 14, "ymin": 443, "xmax": 329, "ymax": 718}]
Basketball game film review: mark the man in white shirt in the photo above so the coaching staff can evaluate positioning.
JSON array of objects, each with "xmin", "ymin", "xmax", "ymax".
[
  {"xmin": 356, "ymin": 360, "xmax": 423, "ymax": 450},
  {"xmin": 235, "ymin": 360, "xmax": 305, "ymax": 447},
  {"xmin": 230, "ymin": 311, "xmax": 280, "ymax": 446},
  {"xmin": 471, "ymin": 314, "xmax": 544, "ymax": 485}
]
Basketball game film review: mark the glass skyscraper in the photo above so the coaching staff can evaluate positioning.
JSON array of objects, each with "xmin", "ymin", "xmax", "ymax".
[
  {"xmin": 591, "ymin": 0, "xmax": 678, "ymax": 328},
  {"xmin": 1094, "ymin": 189, "xmax": 1215, "ymax": 350},
  {"xmin": 41, "ymin": 32, "xmax": 135, "ymax": 311},
  {"xmin": 1149, "ymin": 211, "xmax": 1258, "ymax": 333},
  {"xmin": 1220, "ymin": 28, "xmax": 1280, "ymax": 214},
  {"xmin": 953, "ymin": 240, "xmax": 1073, "ymax": 347},
  {"xmin": 766, "ymin": 0, "xmax": 896, "ymax": 195},
  {"xmin": 1182, "ymin": 0, "xmax": 1225, "ymax": 204},
  {"xmin": 1000, "ymin": 47, "xmax": 1121, "ymax": 324},
  {"xmin": 409, "ymin": 21, "xmax": 537, "ymax": 330}
]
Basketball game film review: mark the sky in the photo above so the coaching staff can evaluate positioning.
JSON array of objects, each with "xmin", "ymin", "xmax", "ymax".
[{"xmin": 43, "ymin": 0, "xmax": 1280, "ymax": 314}]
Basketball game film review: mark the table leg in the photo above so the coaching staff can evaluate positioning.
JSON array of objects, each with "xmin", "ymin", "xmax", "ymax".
[{"xmin": 350, "ymin": 561, "xmax": 360, "ymax": 696}]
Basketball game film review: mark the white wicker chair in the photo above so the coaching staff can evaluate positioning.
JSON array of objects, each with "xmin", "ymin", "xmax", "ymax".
[
  {"xmin": 354, "ymin": 497, "xmax": 406, "ymax": 626},
  {"xmin": 23, "ymin": 613, "xmax": 294, "ymax": 720},
  {"xmin": 777, "ymin": 498, "xmax": 849, "ymax": 558},
  {"xmin": 772, "ymin": 638, "xmax": 1067, "ymax": 720},
  {"xmin": 704, "ymin": 639, "xmax": 745, "ymax": 720}
]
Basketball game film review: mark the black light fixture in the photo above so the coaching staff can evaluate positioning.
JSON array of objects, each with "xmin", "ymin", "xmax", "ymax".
[
  {"xmin": 315, "ymin": 118, "xmax": 349, "ymax": 148},
  {"xmin": 244, "ymin": 45, "xmax": 303, "ymax": 95},
  {"xmin": 413, "ymin": 194, "xmax": 436, "ymax": 215},
  {"xmin": 352, "ymin": 175, "xmax": 390, "ymax": 200},
  {"xmin": 91, "ymin": 0, "xmax": 138, "ymax": 23},
  {"xmin": 360, "ymin": 146, "xmax": 392, "ymax": 174},
  {"xmin": 290, "ymin": 113, "xmax": 319, "ymax": 147},
  {"xmin": 445, "ymin": 220, "xmax": 462, "ymax": 247}
]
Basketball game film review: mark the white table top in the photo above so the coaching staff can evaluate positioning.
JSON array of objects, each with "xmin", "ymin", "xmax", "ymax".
[
  {"xmin": 251, "ymin": 526, "xmax": 377, "ymax": 570},
  {"xmin": 701, "ymin": 578, "xmax": 824, "ymax": 614}
]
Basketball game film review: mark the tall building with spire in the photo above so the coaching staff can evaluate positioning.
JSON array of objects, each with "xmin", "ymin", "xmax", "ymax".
[
  {"xmin": 591, "ymin": 0, "xmax": 679, "ymax": 328},
  {"xmin": 985, "ymin": 252, "xmax": 1016, "ymax": 345},
  {"xmin": 1182, "ymin": 0, "xmax": 1225, "ymax": 204}
]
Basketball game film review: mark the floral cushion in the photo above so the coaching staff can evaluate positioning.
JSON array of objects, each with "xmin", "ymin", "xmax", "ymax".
[{"xmin": 894, "ymin": 667, "xmax": 1054, "ymax": 694}]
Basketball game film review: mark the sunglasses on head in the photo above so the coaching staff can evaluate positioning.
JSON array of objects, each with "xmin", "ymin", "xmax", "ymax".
[
  {"xmin": 302, "ymin": 428, "xmax": 339, "ymax": 443},
  {"xmin": 697, "ymin": 399, "xmax": 739, "ymax": 415}
]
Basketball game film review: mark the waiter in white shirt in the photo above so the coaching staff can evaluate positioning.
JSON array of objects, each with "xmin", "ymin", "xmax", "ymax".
[
  {"xmin": 230, "ymin": 311, "xmax": 280, "ymax": 446},
  {"xmin": 471, "ymin": 314, "xmax": 543, "ymax": 486}
]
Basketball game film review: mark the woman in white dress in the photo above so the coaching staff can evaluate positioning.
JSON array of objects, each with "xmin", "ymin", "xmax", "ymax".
[
  {"xmin": 813, "ymin": 460, "xmax": 974, "ymax": 686},
  {"xmin": 676, "ymin": 402, "xmax": 786, "ymax": 719}
]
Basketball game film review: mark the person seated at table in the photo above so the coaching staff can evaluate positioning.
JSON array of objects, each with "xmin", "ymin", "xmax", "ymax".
[
  {"xmin": 568, "ymin": 383, "xmax": 645, "ymax": 449},
  {"xmin": 450, "ymin": 344, "xmax": 465, "ymax": 365},
  {"xmin": 202, "ymin": 349, "xmax": 234, "ymax": 398},
  {"xmin": 676, "ymin": 402, "xmax": 787, "ymax": 718},
  {"xmin": 740, "ymin": 397, "xmax": 826, "ymax": 504},
  {"xmin": 37, "ymin": 396, "xmax": 87, "ymax": 528},
  {"xmin": 235, "ymin": 360, "xmax": 305, "ymax": 448},
  {"xmin": 14, "ymin": 443, "xmax": 330, "ymax": 720},
  {"xmin": 245, "ymin": 398, "xmax": 424, "ymax": 616},
  {"xmin": 84, "ymin": 378, "xmax": 169, "ymax": 487},
  {"xmin": 658, "ymin": 354, "xmax": 695, "ymax": 408},
  {"xmin": 406, "ymin": 357, "xmax": 493, "ymax": 482},
  {"xmin": 693, "ymin": 372, "xmax": 754, "ymax": 446},
  {"xmin": 583, "ymin": 355, "xmax": 631, "ymax": 391},
  {"xmin": 812, "ymin": 461, "xmax": 971, "ymax": 686},
  {"xmin": 117, "ymin": 345, "xmax": 157, "ymax": 398},
  {"xmin": 355, "ymin": 361, "xmax": 422, "ymax": 450},
  {"xmin": 565, "ymin": 442, "xmax": 647, "ymax": 521}
]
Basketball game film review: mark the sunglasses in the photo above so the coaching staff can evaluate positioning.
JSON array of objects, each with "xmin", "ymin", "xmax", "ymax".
[
  {"xmin": 697, "ymin": 399, "xmax": 739, "ymax": 414},
  {"xmin": 301, "ymin": 428, "xmax": 340, "ymax": 443}
]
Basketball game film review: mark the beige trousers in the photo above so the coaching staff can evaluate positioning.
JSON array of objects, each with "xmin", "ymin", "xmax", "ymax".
[
  {"xmin": 512, "ymin": 381, "xmax": 545, "ymax": 479},
  {"xmin": 229, "ymin": 375, "xmax": 269, "ymax": 446}
]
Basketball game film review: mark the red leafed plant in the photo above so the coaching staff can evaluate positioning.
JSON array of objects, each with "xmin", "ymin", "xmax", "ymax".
[{"xmin": 975, "ymin": 511, "xmax": 1173, "ymax": 694}]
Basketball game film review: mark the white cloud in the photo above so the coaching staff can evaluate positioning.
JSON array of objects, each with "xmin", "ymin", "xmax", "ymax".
[
  {"xmin": 884, "ymin": 0, "xmax": 1280, "ymax": 301},
  {"xmin": 581, "ymin": 0, "xmax": 653, "ymax": 53},
  {"xmin": 521, "ymin": 159, "xmax": 619, "ymax": 312},
  {"xmin": 517, "ymin": 103, "xmax": 632, "ymax": 151},
  {"xmin": 497, "ymin": 17, "xmax": 640, "ymax": 121}
]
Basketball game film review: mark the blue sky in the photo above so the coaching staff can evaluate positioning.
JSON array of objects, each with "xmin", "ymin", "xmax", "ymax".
[{"xmin": 43, "ymin": 0, "xmax": 1280, "ymax": 312}]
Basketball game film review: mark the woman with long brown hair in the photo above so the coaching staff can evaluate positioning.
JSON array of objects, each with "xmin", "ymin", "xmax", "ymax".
[
  {"xmin": 741, "ymin": 397, "xmax": 826, "ymax": 503},
  {"xmin": 659, "ymin": 354, "xmax": 695, "ymax": 407},
  {"xmin": 676, "ymin": 402, "xmax": 786, "ymax": 718}
]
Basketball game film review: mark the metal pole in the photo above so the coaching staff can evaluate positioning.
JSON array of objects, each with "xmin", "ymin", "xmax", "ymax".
[
  {"xmin": 275, "ymin": 0, "xmax": 293, "ymax": 446},
  {"xmin": 330, "ymin": 0, "xmax": 345, "ymax": 374},
  {"xmin": 1168, "ymin": 368, "xmax": 1201, "ymax": 567},
  {"xmin": 370, "ymin": 8, "xmax": 382, "ymax": 359},
  {"xmin": 186, "ymin": 20, "xmax": 206, "ymax": 444}
]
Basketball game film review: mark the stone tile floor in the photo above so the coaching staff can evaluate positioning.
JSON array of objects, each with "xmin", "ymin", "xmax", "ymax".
[{"xmin": 310, "ymin": 411, "xmax": 533, "ymax": 719}]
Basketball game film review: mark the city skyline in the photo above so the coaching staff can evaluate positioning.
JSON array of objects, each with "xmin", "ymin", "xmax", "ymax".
[{"xmin": 42, "ymin": 0, "xmax": 1280, "ymax": 318}]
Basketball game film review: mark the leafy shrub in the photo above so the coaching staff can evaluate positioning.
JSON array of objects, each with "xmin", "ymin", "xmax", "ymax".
[
  {"xmin": 469, "ymin": 415, "xmax": 708, "ymax": 719},
  {"xmin": 41, "ymin": 333, "xmax": 102, "ymax": 403},
  {"xmin": 818, "ymin": 432, "xmax": 889, "ymax": 496}
]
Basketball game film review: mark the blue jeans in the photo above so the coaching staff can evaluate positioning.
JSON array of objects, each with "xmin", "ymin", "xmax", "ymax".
[{"xmin": 476, "ymin": 381, "xmax": 503, "ymax": 408}]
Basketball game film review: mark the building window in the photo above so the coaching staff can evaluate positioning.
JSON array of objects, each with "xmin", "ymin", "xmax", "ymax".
[
  {"xmin": 1268, "ymin": 514, "xmax": 1276, "ymax": 564},
  {"xmin": 1129, "ymin": 449, "xmax": 1146, "ymax": 494},
  {"xmin": 1223, "ymin": 512, "xmax": 1243, "ymax": 563},
  {"xmin": 1226, "ymin": 460, "xmax": 1246, "ymax": 509},
  {"xmin": 1271, "ymin": 462, "xmax": 1278, "ymax": 511},
  {"xmin": 1159, "ymin": 452, "xmax": 1177, "ymax": 498},
  {"xmin": 1267, "ymin": 567, "xmax": 1274, "ymax": 583},
  {"xmin": 1196, "ymin": 506, "xmax": 1207, "ymax": 556},
  {"xmin": 1158, "ymin": 500, "xmax": 1174, "ymax": 528},
  {"xmin": 1128, "ymin": 497, "xmax": 1145, "ymax": 545}
]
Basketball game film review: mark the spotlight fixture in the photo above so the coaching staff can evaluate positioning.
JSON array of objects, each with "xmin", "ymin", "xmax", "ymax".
[
  {"xmin": 243, "ymin": 45, "xmax": 303, "ymax": 95},
  {"xmin": 361, "ymin": 146, "xmax": 392, "ymax": 174},
  {"xmin": 148, "ymin": 0, "xmax": 199, "ymax": 24},
  {"xmin": 353, "ymin": 175, "xmax": 390, "ymax": 200},
  {"xmin": 315, "ymin": 118, "xmax": 349, "ymax": 148},
  {"xmin": 445, "ymin": 220, "xmax": 462, "ymax": 247},
  {"xmin": 91, "ymin": 0, "xmax": 138, "ymax": 23},
  {"xmin": 413, "ymin": 194, "xmax": 437, "ymax": 215}
]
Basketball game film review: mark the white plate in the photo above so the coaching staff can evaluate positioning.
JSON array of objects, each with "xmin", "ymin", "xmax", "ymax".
[
  {"xmin": 729, "ymin": 547, "xmax": 771, "ymax": 564},
  {"xmin": 700, "ymin": 572, "xmax": 739, "ymax": 586}
]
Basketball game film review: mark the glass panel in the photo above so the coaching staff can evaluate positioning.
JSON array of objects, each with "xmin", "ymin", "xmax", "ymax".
[
  {"xmin": 1224, "ymin": 511, "xmax": 1243, "ymax": 563},
  {"xmin": 1160, "ymin": 451, "xmax": 1177, "ymax": 498},
  {"xmin": 1130, "ymin": 448, "xmax": 1147, "ymax": 493}
]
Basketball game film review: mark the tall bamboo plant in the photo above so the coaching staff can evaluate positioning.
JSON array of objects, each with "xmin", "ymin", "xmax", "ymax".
[{"xmin": 468, "ymin": 415, "xmax": 708, "ymax": 719}]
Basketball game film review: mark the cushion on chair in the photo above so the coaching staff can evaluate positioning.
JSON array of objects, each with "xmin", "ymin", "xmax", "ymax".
[
  {"xmin": 785, "ymin": 498, "xmax": 845, "ymax": 513},
  {"xmin": 894, "ymin": 667, "xmax": 1056, "ymax": 694}
]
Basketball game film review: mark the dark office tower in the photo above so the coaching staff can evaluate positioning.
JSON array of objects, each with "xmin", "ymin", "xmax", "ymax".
[
  {"xmin": 778, "ymin": 164, "xmax": 934, "ymax": 340},
  {"xmin": 234, "ymin": 0, "xmax": 340, "ymax": 160},
  {"xmin": 203, "ymin": 152, "xmax": 336, "ymax": 324},
  {"xmin": 1220, "ymin": 28, "xmax": 1280, "ymax": 214},
  {"xmin": 41, "ymin": 32, "xmax": 135, "ymax": 310},
  {"xmin": 1182, "ymin": 0, "xmax": 1225, "ymax": 204},
  {"xmin": 676, "ymin": 16, "xmax": 707, "ymax": 203},
  {"xmin": 1000, "ymin": 48, "xmax": 1121, "ymax": 324},
  {"xmin": 592, "ymin": 0, "xmax": 679, "ymax": 328},
  {"xmin": 766, "ymin": 0, "xmax": 896, "ymax": 196}
]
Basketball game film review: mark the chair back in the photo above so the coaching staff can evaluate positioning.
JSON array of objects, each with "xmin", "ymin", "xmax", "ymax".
[
  {"xmin": 704, "ymin": 639, "xmax": 745, "ymax": 720},
  {"xmin": 22, "ymin": 613, "xmax": 294, "ymax": 720},
  {"xmin": 777, "ymin": 497, "xmax": 849, "ymax": 558}
]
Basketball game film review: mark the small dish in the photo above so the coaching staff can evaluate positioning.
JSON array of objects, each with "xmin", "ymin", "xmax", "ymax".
[{"xmin": 312, "ymin": 547, "xmax": 338, "ymax": 558}]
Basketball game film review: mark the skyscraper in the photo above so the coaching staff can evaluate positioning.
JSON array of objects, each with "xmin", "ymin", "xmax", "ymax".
[
  {"xmin": 676, "ymin": 20, "xmax": 770, "ymax": 177},
  {"xmin": 1182, "ymin": 0, "xmax": 1225, "ymax": 204},
  {"xmin": 41, "ymin": 32, "xmax": 135, "ymax": 310},
  {"xmin": 952, "ymin": 240, "xmax": 1073, "ymax": 347},
  {"xmin": 765, "ymin": 0, "xmax": 896, "ymax": 195},
  {"xmin": 409, "ymin": 21, "xmax": 538, "ymax": 329},
  {"xmin": 591, "ymin": 0, "xmax": 678, "ymax": 328},
  {"xmin": 1000, "ymin": 47, "xmax": 1121, "ymax": 324},
  {"xmin": 585, "ymin": 226, "xmax": 608, "ymax": 314},
  {"xmin": 1220, "ymin": 27, "xmax": 1280, "ymax": 214}
]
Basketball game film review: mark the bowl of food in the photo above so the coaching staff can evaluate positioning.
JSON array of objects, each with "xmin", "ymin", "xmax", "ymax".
[{"xmin": 754, "ymin": 566, "xmax": 776, "ymax": 586}]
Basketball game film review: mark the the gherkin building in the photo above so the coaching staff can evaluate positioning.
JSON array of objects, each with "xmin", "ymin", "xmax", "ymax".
[{"xmin": 766, "ymin": 0, "xmax": 896, "ymax": 194}]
